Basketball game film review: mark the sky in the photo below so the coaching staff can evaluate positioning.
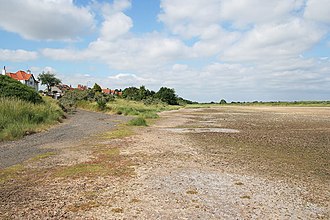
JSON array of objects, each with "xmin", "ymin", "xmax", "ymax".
[{"xmin": 0, "ymin": 0, "xmax": 329, "ymax": 102}]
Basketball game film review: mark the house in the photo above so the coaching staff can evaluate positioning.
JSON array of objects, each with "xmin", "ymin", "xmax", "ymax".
[
  {"xmin": 2, "ymin": 66, "xmax": 39, "ymax": 91},
  {"xmin": 77, "ymin": 84, "xmax": 87, "ymax": 91},
  {"xmin": 49, "ymin": 84, "xmax": 73, "ymax": 98},
  {"xmin": 102, "ymin": 88, "xmax": 122, "ymax": 96}
]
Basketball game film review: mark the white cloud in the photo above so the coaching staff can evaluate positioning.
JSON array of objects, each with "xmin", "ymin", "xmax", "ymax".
[
  {"xmin": 222, "ymin": 19, "xmax": 324, "ymax": 62},
  {"xmin": 304, "ymin": 0, "xmax": 330, "ymax": 24},
  {"xmin": 0, "ymin": 49, "xmax": 38, "ymax": 62},
  {"xmin": 100, "ymin": 12, "xmax": 133, "ymax": 41},
  {"xmin": 159, "ymin": 0, "xmax": 222, "ymax": 38},
  {"xmin": 219, "ymin": 0, "xmax": 305, "ymax": 28},
  {"xmin": 0, "ymin": 0, "xmax": 94, "ymax": 40},
  {"xmin": 102, "ymin": 0, "xmax": 132, "ymax": 15},
  {"xmin": 43, "ymin": 33, "xmax": 190, "ymax": 71}
]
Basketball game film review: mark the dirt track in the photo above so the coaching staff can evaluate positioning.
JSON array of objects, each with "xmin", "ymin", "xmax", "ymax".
[
  {"xmin": 0, "ymin": 106, "xmax": 329, "ymax": 219},
  {"xmin": 0, "ymin": 110, "xmax": 129, "ymax": 168}
]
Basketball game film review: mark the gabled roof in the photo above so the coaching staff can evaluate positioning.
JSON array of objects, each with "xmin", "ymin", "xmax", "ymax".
[{"xmin": 6, "ymin": 70, "xmax": 32, "ymax": 81}]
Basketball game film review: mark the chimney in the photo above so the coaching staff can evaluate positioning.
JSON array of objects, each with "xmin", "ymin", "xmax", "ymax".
[{"xmin": 2, "ymin": 66, "xmax": 6, "ymax": 75}]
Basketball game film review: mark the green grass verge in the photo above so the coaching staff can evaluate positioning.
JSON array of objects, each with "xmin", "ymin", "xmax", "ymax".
[{"xmin": 0, "ymin": 97, "xmax": 64, "ymax": 141}]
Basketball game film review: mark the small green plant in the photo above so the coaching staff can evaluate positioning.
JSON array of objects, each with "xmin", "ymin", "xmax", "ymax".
[{"xmin": 128, "ymin": 117, "xmax": 147, "ymax": 126}]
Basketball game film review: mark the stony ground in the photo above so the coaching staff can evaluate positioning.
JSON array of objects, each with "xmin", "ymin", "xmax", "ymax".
[{"xmin": 0, "ymin": 106, "xmax": 329, "ymax": 219}]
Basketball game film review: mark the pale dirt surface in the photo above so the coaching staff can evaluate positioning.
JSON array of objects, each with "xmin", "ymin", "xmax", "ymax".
[{"xmin": 0, "ymin": 106, "xmax": 329, "ymax": 219}]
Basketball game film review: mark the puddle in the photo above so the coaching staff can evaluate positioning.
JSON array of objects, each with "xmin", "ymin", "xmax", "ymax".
[{"xmin": 165, "ymin": 128, "xmax": 239, "ymax": 133}]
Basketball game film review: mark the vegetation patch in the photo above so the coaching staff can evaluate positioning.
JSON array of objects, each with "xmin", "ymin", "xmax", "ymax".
[
  {"xmin": 101, "ymin": 126, "xmax": 134, "ymax": 139},
  {"xmin": 127, "ymin": 117, "xmax": 147, "ymax": 126},
  {"xmin": 55, "ymin": 163, "xmax": 104, "ymax": 178},
  {"xmin": 55, "ymin": 145, "xmax": 133, "ymax": 179},
  {"xmin": 29, "ymin": 152, "xmax": 56, "ymax": 162},
  {"xmin": 186, "ymin": 189, "xmax": 198, "ymax": 195},
  {"xmin": 0, "ymin": 164, "xmax": 25, "ymax": 184},
  {"xmin": 111, "ymin": 207, "xmax": 124, "ymax": 213}
]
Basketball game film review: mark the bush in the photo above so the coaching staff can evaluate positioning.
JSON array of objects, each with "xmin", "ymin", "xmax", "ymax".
[
  {"xmin": 59, "ymin": 89, "xmax": 114, "ymax": 112},
  {"xmin": 127, "ymin": 117, "xmax": 147, "ymax": 126},
  {"xmin": 0, "ymin": 75, "xmax": 43, "ymax": 104}
]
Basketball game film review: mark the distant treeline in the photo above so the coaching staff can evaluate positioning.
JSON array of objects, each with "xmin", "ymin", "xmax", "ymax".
[
  {"xmin": 122, "ymin": 86, "xmax": 196, "ymax": 105},
  {"xmin": 203, "ymin": 99, "xmax": 330, "ymax": 107}
]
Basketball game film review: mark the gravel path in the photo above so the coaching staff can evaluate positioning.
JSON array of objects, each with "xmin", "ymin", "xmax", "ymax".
[{"xmin": 0, "ymin": 110, "xmax": 129, "ymax": 168}]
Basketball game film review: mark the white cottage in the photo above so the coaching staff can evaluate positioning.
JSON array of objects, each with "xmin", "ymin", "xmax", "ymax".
[{"xmin": 3, "ymin": 67, "xmax": 39, "ymax": 91}]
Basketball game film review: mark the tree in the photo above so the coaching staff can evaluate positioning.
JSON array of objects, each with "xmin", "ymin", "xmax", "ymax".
[
  {"xmin": 38, "ymin": 71, "xmax": 61, "ymax": 93},
  {"xmin": 122, "ymin": 87, "xmax": 140, "ymax": 100},
  {"xmin": 219, "ymin": 99, "xmax": 227, "ymax": 104},
  {"xmin": 93, "ymin": 83, "xmax": 102, "ymax": 93},
  {"xmin": 155, "ymin": 87, "xmax": 178, "ymax": 105}
]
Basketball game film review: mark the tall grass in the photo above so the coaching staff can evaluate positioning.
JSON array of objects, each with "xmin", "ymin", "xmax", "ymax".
[{"xmin": 0, "ymin": 97, "xmax": 64, "ymax": 141}]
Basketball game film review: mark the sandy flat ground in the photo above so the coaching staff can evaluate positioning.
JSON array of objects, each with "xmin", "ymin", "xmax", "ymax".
[{"xmin": 0, "ymin": 106, "xmax": 329, "ymax": 219}]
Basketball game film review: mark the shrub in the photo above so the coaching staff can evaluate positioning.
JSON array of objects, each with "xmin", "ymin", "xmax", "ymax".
[
  {"xmin": 0, "ymin": 75, "xmax": 43, "ymax": 104},
  {"xmin": 127, "ymin": 117, "xmax": 147, "ymax": 126}
]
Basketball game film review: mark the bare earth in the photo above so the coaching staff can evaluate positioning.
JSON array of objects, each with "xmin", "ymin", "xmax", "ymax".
[{"xmin": 0, "ymin": 106, "xmax": 329, "ymax": 219}]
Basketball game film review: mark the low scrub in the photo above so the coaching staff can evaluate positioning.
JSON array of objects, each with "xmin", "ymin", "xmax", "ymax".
[
  {"xmin": 0, "ymin": 97, "xmax": 64, "ymax": 141},
  {"xmin": 107, "ymin": 99, "xmax": 179, "ymax": 118},
  {"xmin": 128, "ymin": 117, "xmax": 147, "ymax": 126}
]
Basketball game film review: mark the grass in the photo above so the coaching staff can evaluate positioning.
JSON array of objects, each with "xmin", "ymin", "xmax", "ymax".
[
  {"xmin": 101, "ymin": 126, "xmax": 134, "ymax": 139},
  {"xmin": 0, "ymin": 97, "xmax": 64, "ymax": 141},
  {"xmin": 0, "ymin": 164, "xmax": 25, "ymax": 184},
  {"xmin": 127, "ymin": 117, "xmax": 147, "ymax": 126},
  {"xmin": 29, "ymin": 152, "xmax": 56, "ymax": 162}
]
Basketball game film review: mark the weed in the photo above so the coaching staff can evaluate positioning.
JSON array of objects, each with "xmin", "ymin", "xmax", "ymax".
[
  {"xmin": 112, "ymin": 207, "xmax": 124, "ymax": 213},
  {"xmin": 186, "ymin": 189, "xmax": 198, "ymax": 195},
  {"xmin": 130, "ymin": 198, "xmax": 141, "ymax": 203},
  {"xmin": 235, "ymin": 182, "xmax": 244, "ymax": 186}
]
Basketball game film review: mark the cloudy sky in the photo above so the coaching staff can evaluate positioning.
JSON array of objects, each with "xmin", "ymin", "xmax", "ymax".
[{"xmin": 0, "ymin": 0, "xmax": 329, "ymax": 102}]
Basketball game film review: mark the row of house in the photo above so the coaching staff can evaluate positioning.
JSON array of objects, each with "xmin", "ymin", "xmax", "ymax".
[{"xmin": 2, "ymin": 66, "xmax": 123, "ymax": 97}]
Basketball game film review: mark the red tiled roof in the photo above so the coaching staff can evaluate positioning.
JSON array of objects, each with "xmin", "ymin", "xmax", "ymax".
[
  {"xmin": 6, "ymin": 70, "xmax": 32, "ymax": 81},
  {"xmin": 102, "ymin": 89, "xmax": 111, "ymax": 94}
]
